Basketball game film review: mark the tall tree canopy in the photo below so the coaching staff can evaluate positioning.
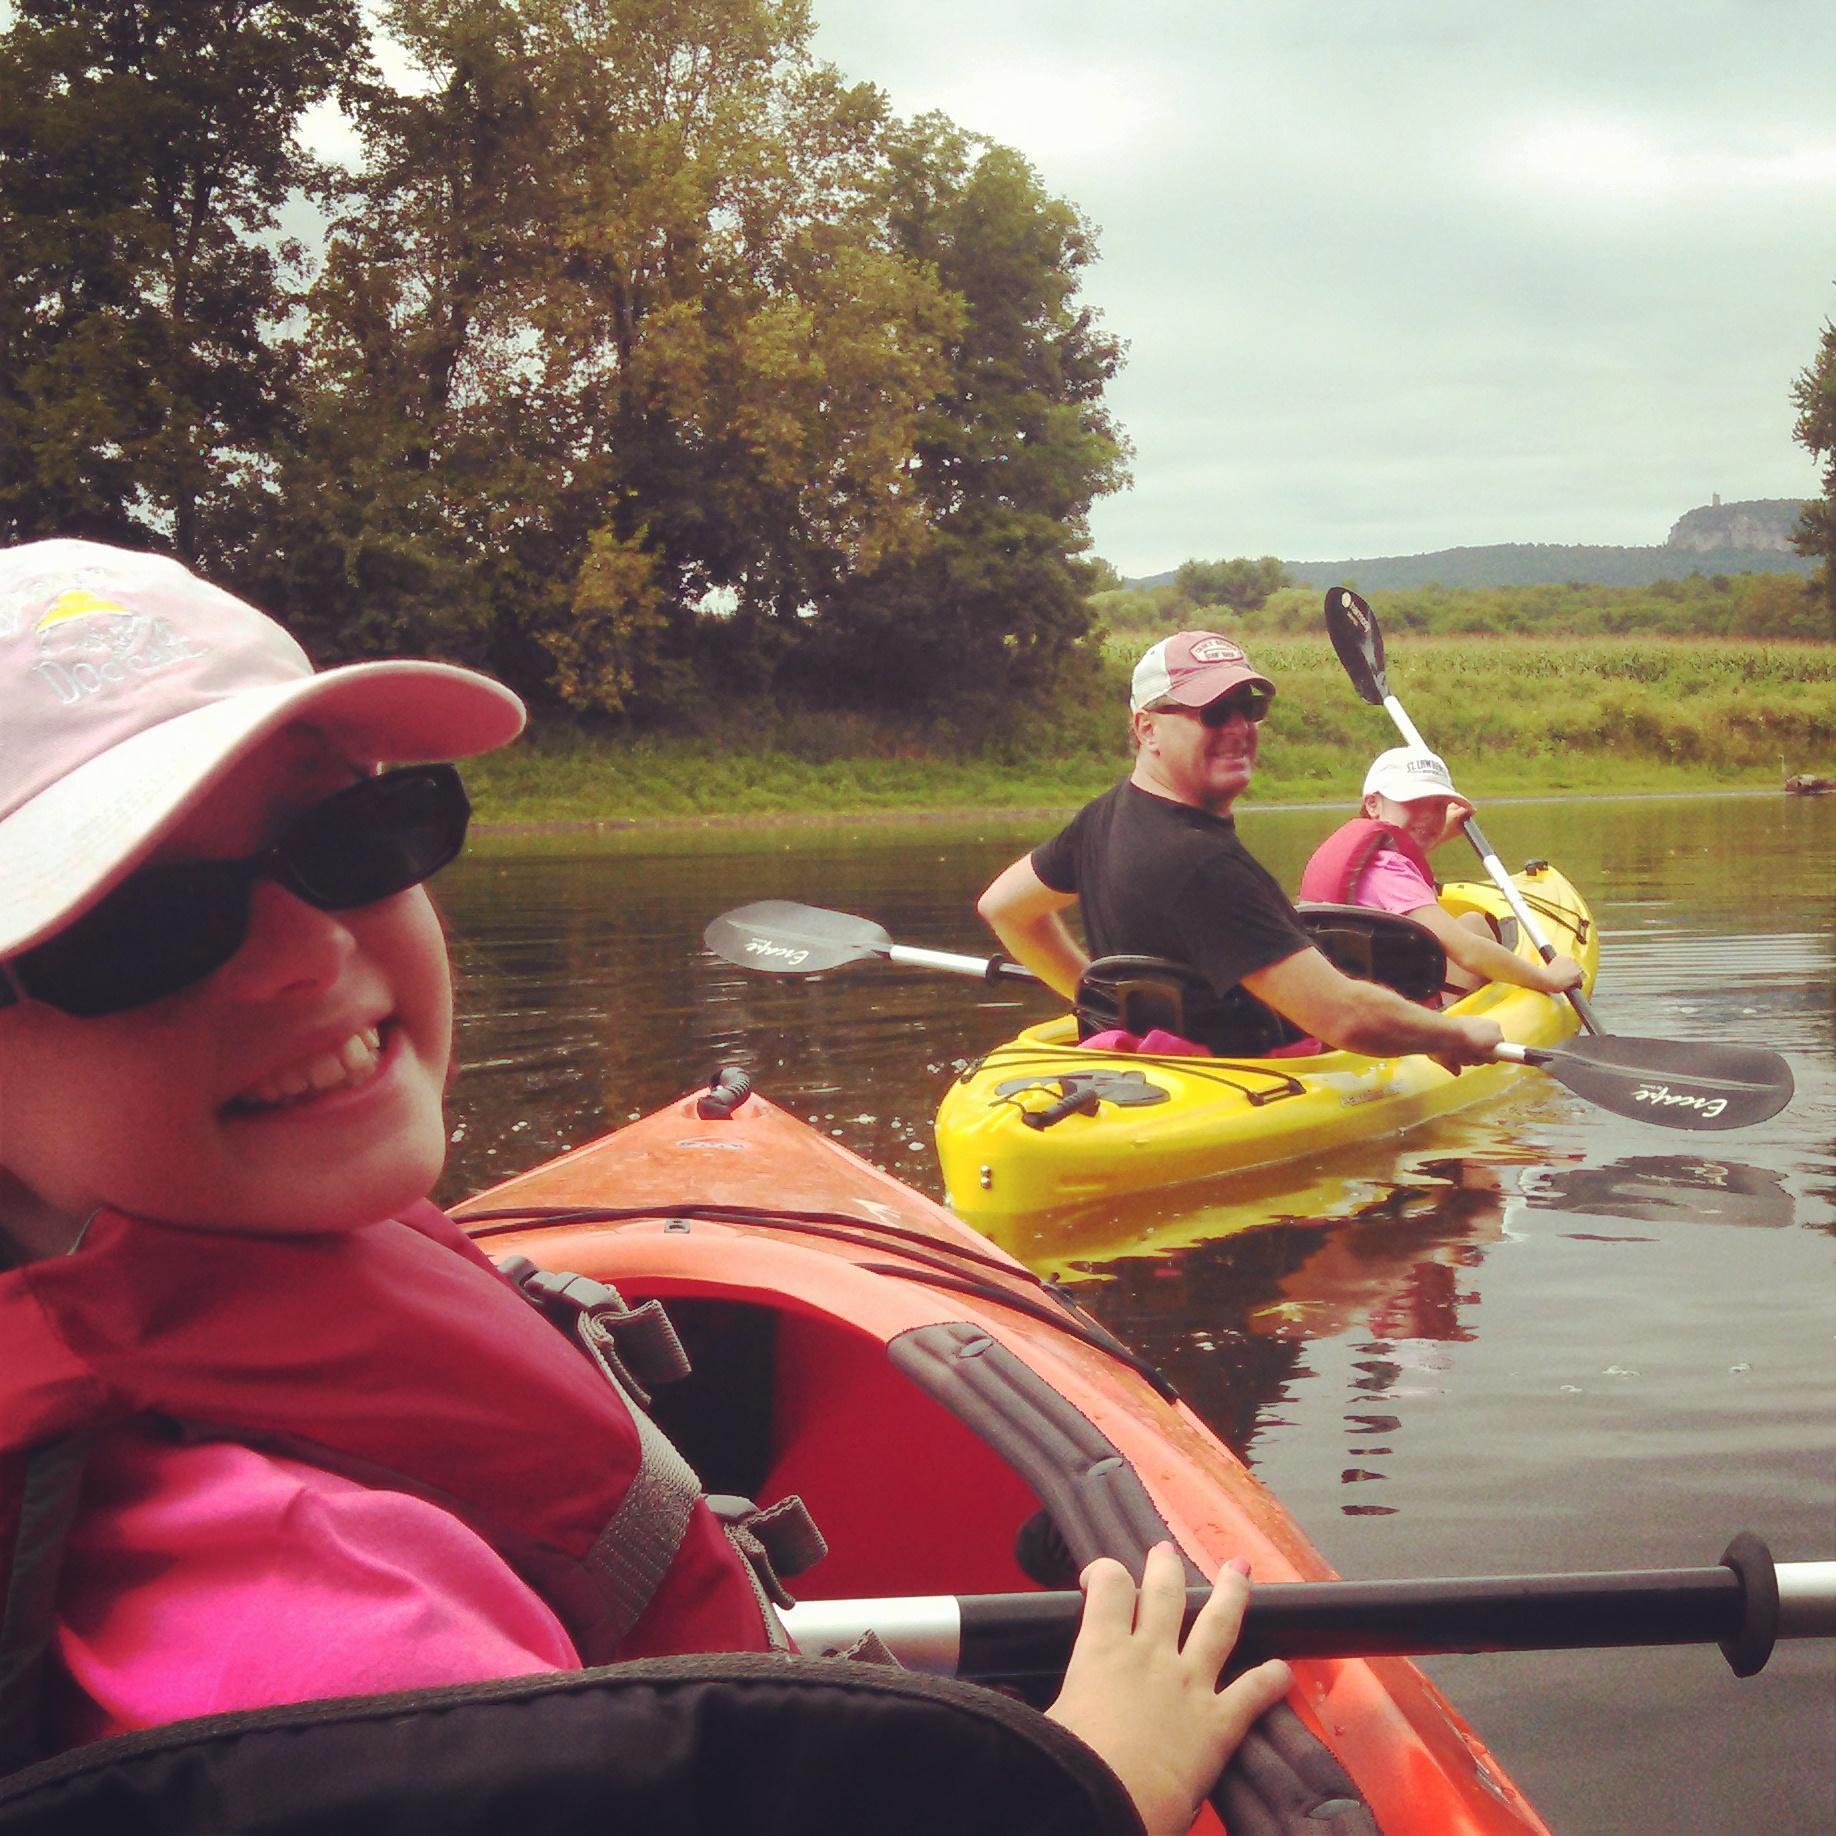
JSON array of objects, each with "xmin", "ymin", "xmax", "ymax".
[
  {"xmin": 800, "ymin": 116, "xmax": 1130, "ymax": 716},
  {"xmin": 268, "ymin": 0, "xmax": 965, "ymax": 713},
  {"xmin": 3, "ymin": 1, "xmax": 1130, "ymax": 719},
  {"xmin": 1789, "ymin": 311, "xmax": 1836, "ymax": 622},
  {"xmin": 0, "ymin": 0, "xmax": 363, "ymax": 565}
]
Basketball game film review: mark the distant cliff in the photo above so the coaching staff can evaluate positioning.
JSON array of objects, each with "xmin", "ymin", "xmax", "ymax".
[
  {"xmin": 1252, "ymin": 498, "xmax": 1817, "ymax": 592},
  {"xmin": 1665, "ymin": 497, "xmax": 1806, "ymax": 554},
  {"xmin": 1276, "ymin": 542, "xmax": 1813, "ymax": 592}
]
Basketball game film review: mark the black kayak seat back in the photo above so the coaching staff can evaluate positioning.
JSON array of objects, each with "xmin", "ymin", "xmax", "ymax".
[
  {"xmin": 1294, "ymin": 903, "xmax": 1447, "ymax": 1003},
  {"xmin": 1074, "ymin": 955, "xmax": 1306, "ymax": 1056},
  {"xmin": 1075, "ymin": 908, "xmax": 1448, "ymax": 1056}
]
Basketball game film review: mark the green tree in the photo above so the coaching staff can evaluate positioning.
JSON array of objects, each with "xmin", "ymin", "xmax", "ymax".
[
  {"xmin": 274, "ymin": 0, "xmax": 954, "ymax": 713},
  {"xmin": 1789, "ymin": 312, "xmax": 1836, "ymax": 624},
  {"xmin": 804, "ymin": 116, "xmax": 1130, "ymax": 716},
  {"xmin": 1172, "ymin": 555, "xmax": 1290, "ymax": 617},
  {"xmin": 0, "ymin": 0, "xmax": 363, "ymax": 564}
]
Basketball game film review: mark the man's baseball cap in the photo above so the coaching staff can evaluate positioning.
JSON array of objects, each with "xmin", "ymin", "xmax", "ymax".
[
  {"xmin": 1362, "ymin": 746, "xmax": 1466, "ymax": 804},
  {"xmin": 0, "ymin": 538, "xmax": 527, "ymax": 958},
  {"xmin": 1129, "ymin": 630, "xmax": 1275, "ymax": 714}
]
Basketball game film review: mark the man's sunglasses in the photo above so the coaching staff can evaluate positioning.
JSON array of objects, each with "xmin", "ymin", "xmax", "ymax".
[
  {"xmin": 1156, "ymin": 688, "xmax": 1273, "ymax": 726},
  {"xmin": 0, "ymin": 765, "xmax": 470, "ymax": 1019}
]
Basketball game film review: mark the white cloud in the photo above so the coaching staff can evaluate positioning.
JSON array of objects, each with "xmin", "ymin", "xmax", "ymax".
[
  {"xmin": 1496, "ymin": 119, "xmax": 1836, "ymax": 207},
  {"xmin": 1500, "ymin": 121, "xmax": 1676, "ymax": 203}
]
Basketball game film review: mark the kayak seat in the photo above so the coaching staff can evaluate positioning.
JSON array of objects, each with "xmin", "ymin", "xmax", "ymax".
[
  {"xmin": 644, "ymin": 1296, "xmax": 1044, "ymax": 1601},
  {"xmin": 1075, "ymin": 913, "xmax": 1447, "ymax": 1061},
  {"xmin": 0, "ymin": 1657, "xmax": 1148, "ymax": 1836},
  {"xmin": 1293, "ymin": 903, "xmax": 1447, "ymax": 1003},
  {"xmin": 1075, "ymin": 955, "xmax": 1309, "ymax": 1057}
]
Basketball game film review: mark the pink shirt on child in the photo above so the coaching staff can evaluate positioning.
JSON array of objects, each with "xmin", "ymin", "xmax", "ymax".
[
  {"xmin": 55, "ymin": 1422, "xmax": 580, "ymax": 1748},
  {"xmin": 1350, "ymin": 848, "xmax": 1438, "ymax": 917}
]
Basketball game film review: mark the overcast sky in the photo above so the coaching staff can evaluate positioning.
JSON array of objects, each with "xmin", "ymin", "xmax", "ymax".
[{"xmin": 810, "ymin": 0, "xmax": 1835, "ymax": 574}]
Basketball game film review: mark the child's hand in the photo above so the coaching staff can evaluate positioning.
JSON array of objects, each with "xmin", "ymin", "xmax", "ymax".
[
  {"xmin": 1044, "ymin": 1544, "xmax": 1293, "ymax": 1836},
  {"xmin": 1439, "ymin": 798, "xmax": 1475, "ymax": 846}
]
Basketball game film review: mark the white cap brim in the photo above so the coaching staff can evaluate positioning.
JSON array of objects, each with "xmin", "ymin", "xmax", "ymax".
[{"xmin": 0, "ymin": 660, "xmax": 525, "ymax": 958}]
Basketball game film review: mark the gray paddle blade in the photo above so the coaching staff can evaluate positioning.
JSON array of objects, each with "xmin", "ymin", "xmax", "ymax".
[
  {"xmin": 702, "ymin": 901, "xmax": 894, "ymax": 975},
  {"xmin": 1546, "ymin": 1035, "xmax": 1795, "ymax": 1131},
  {"xmin": 1324, "ymin": 587, "xmax": 1388, "ymax": 705}
]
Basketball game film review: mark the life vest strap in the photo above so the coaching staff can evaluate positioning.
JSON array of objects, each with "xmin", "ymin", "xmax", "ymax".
[
  {"xmin": 500, "ymin": 1258, "xmax": 693, "ymax": 1407},
  {"xmin": 582, "ymin": 1403, "xmax": 706, "ymax": 1650},
  {"xmin": 708, "ymin": 1493, "xmax": 829, "ymax": 1614},
  {"xmin": 0, "ymin": 1436, "xmax": 93, "ymax": 1776}
]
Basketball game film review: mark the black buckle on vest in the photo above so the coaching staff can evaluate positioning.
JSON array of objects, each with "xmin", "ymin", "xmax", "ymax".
[{"xmin": 499, "ymin": 1256, "xmax": 693, "ymax": 1407}]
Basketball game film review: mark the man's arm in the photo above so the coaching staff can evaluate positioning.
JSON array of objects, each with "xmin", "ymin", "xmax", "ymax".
[
  {"xmin": 1242, "ymin": 947, "xmax": 1503, "ymax": 1074},
  {"xmin": 977, "ymin": 854, "xmax": 1088, "ymax": 999},
  {"xmin": 1401, "ymin": 902, "xmax": 1584, "ymax": 995}
]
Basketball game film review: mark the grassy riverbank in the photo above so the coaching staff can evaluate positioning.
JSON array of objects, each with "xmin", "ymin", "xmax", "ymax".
[{"xmin": 464, "ymin": 636, "xmax": 1836, "ymax": 826}]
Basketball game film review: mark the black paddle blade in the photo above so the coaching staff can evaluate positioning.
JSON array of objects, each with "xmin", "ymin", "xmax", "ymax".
[
  {"xmin": 702, "ymin": 901, "xmax": 894, "ymax": 975},
  {"xmin": 1324, "ymin": 587, "xmax": 1387, "ymax": 704},
  {"xmin": 1543, "ymin": 1035, "xmax": 1795, "ymax": 1132}
]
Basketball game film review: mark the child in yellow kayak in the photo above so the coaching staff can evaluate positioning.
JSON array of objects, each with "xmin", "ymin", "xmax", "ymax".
[{"xmin": 1300, "ymin": 746, "xmax": 1583, "ymax": 997}]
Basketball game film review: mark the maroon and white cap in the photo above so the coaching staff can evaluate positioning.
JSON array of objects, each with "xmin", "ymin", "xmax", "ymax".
[
  {"xmin": 1129, "ymin": 630, "xmax": 1275, "ymax": 714},
  {"xmin": 0, "ymin": 539, "xmax": 526, "ymax": 958}
]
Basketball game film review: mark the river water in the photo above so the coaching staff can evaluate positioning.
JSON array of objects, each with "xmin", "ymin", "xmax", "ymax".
[{"xmin": 437, "ymin": 790, "xmax": 1834, "ymax": 1836}]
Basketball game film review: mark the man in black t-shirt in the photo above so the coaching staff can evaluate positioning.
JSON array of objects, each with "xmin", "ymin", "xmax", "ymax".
[{"xmin": 977, "ymin": 631, "xmax": 1504, "ymax": 1071}]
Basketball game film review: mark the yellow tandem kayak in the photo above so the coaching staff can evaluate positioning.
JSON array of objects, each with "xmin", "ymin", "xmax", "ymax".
[{"xmin": 935, "ymin": 862, "xmax": 1598, "ymax": 1227}]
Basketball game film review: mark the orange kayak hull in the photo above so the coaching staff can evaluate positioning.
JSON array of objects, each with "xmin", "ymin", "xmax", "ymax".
[{"xmin": 458, "ymin": 1084, "xmax": 1550, "ymax": 1835}]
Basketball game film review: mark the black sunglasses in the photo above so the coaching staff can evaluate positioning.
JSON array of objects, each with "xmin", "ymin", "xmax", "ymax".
[
  {"xmin": 1156, "ymin": 688, "xmax": 1272, "ymax": 727},
  {"xmin": 0, "ymin": 765, "xmax": 470, "ymax": 1019}
]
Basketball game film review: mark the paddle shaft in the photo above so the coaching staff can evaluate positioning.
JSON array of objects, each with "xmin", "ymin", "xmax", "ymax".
[
  {"xmin": 890, "ymin": 943, "xmax": 1041, "ymax": 983},
  {"xmin": 1366, "ymin": 688, "xmax": 1603, "ymax": 1034},
  {"xmin": 782, "ymin": 1545, "xmax": 1834, "ymax": 1682}
]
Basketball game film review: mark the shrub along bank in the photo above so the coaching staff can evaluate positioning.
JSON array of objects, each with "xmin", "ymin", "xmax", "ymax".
[{"xmin": 463, "ymin": 637, "xmax": 1836, "ymax": 825}]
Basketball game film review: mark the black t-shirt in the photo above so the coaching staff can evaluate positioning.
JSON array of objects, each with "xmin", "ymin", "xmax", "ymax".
[{"xmin": 1031, "ymin": 780, "xmax": 1311, "ymax": 996}]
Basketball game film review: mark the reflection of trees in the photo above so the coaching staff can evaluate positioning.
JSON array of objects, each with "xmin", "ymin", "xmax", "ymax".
[{"xmin": 1068, "ymin": 1163, "xmax": 1510, "ymax": 1467}]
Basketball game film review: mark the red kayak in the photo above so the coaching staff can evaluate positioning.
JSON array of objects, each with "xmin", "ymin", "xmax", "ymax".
[{"xmin": 455, "ymin": 1071, "xmax": 1552, "ymax": 1835}]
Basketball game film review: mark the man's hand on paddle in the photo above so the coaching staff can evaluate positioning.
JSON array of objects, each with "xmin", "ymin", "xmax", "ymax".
[
  {"xmin": 1045, "ymin": 1543, "xmax": 1293, "ymax": 1836},
  {"xmin": 1429, "ymin": 1013, "xmax": 1505, "ymax": 1077}
]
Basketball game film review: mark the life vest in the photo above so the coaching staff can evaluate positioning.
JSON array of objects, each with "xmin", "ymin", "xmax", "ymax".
[
  {"xmin": 0, "ymin": 1203, "xmax": 815, "ymax": 1770},
  {"xmin": 1298, "ymin": 818, "xmax": 1436, "ymax": 907}
]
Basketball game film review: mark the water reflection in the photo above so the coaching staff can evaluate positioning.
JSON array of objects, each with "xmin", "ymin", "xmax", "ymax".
[
  {"xmin": 1520, "ymin": 1154, "xmax": 1799, "ymax": 1229},
  {"xmin": 432, "ymin": 792, "xmax": 1835, "ymax": 1836},
  {"xmin": 1056, "ymin": 1155, "xmax": 1519, "ymax": 1480}
]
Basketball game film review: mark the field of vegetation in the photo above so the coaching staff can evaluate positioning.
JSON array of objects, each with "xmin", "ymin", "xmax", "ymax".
[
  {"xmin": 1095, "ymin": 571, "xmax": 1831, "ymax": 644},
  {"xmin": 465, "ymin": 631, "xmax": 1836, "ymax": 824}
]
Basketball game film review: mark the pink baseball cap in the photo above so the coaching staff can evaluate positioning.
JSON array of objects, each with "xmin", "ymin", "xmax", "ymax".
[
  {"xmin": 0, "ymin": 539, "xmax": 526, "ymax": 958},
  {"xmin": 1129, "ymin": 630, "xmax": 1275, "ymax": 714}
]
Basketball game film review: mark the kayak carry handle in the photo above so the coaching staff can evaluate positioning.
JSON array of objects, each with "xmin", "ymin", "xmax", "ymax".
[
  {"xmin": 698, "ymin": 1066, "xmax": 754, "ymax": 1120},
  {"xmin": 1022, "ymin": 1083, "xmax": 1103, "ymax": 1131}
]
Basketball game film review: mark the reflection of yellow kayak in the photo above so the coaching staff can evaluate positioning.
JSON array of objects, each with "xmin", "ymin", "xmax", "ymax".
[{"xmin": 935, "ymin": 864, "xmax": 1598, "ymax": 1228}]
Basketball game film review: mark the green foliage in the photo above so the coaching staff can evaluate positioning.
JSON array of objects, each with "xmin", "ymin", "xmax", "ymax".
[
  {"xmin": 1170, "ymin": 555, "xmax": 1289, "ymax": 616},
  {"xmin": 0, "ymin": 0, "xmax": 365, "ymax": 562},
  {"xmin": 456, "ymin": 637, "xmax": 1836, "ymax": 823},
  {"xmin": 1094, "ymin": 574, "xmax": 1831, "ymax": 646},
  {"xmin": 262, "ymin": 0, "xmax": 964, "ymax": 710},
  {"xmin": 3, "ymin": 1, "xmax": 1127, "ymax": 728},
  {"xmin": 1790, "ymin": 308, "xmax": 1836, "ymax": 618},
  {"xmin": 800, "ymin": 118, "xmax": 1130, "ymax": 714}
]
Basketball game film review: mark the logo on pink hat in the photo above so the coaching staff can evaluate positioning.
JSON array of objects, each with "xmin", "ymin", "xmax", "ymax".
[{"xmin": 24, "ymin": 586, "xmax": 210, "ymax": 709}]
